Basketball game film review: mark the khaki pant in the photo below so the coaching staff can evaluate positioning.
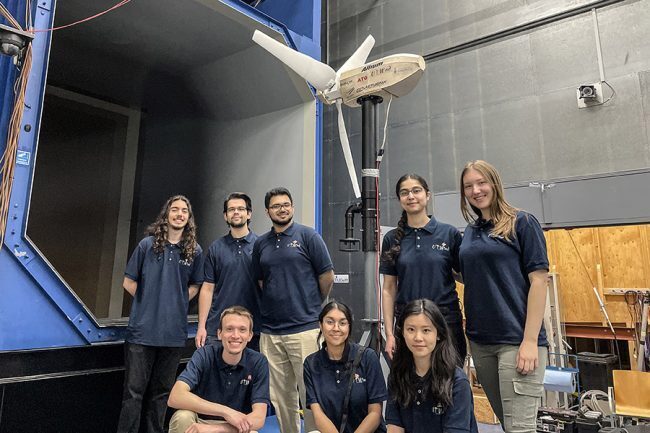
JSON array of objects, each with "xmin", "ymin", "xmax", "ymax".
[
  {"xmin": 168, "ymin": 410, "xmax": 259, "ymax": 433},
  {"xmin": 260, "ymin": 328, "xmax": 320, "ymax": 433},
  {"xmin": 469, "ymin": 342, "xmax": 548, "ymax": 433}
]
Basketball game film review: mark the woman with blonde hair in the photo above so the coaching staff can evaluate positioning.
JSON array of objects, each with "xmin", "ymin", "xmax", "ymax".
[{"xmin": 459, "ymin": 160, "xmax": 549, "ymax": 433}]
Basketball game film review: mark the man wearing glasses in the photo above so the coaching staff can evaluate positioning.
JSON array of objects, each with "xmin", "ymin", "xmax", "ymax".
[
  {"xmin": 195, "ymin": 192, "xmax": 262, "ymax": 351},
  {"xmin": 252, "ymin": 187, "xmax": 334, "ymax": 433}
]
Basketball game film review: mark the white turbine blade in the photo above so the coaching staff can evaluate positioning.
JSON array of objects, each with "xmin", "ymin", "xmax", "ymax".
[
  {"xmin": 337, "ymin": 35, "xmax": 375, "ymax": 75},
  {"xmin": 253, "ymin": 30, "xmax": 336, "ymax": 91},
  {"xmin": 336, "ymin": 100, "xmax": 361, "ymax": 198}
]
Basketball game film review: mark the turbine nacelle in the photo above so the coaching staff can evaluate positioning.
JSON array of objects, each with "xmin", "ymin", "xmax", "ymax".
[
  {"xmin": 320, "ymin": 54, "xmax": 425, "ymax": 107},
  {"xmin": 252, "ymin": 30, "xmax": 425, "ymax": 198}
]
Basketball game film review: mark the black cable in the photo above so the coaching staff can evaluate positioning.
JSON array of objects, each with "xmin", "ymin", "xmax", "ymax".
[
  {"xmin": 611, "ymin": 327, "xmax": 622, "ymax": 370},
  {"xmin": 624, "ymin": 291, "xmax": 641, "ymax": 359},
  {"xmin": 566, "ymin": 232, "xmax": 622, "ymax": 368}
]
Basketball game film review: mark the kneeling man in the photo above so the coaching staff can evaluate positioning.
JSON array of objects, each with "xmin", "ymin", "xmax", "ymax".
[{"xmin": 168, "ymin": 306, "xmax": 269, "ymax": 433}]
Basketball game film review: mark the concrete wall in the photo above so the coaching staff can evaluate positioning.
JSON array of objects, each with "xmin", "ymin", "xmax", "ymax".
[{"xmin": 322, "ymin": 0, "xmax": 650, "ymax": 321}]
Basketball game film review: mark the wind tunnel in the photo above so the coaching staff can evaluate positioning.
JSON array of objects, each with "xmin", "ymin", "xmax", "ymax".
[{"xmin": 2, "ymin": 0, "xmax": 320, "ymax": 350}]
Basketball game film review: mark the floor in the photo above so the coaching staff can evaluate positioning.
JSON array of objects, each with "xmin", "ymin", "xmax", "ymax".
[
  {"xmin": 257, "ymin": 416, "xmax": 505, "ymax": 433},
  {"xmin": 478, "ymin": 422, "xmax": 505, "ymax": 433}
]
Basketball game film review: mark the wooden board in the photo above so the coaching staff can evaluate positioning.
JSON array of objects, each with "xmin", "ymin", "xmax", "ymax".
[
  {"xmin": 455, "ymin": 224, "xmax": 650, "ymax": 327},
  {"xmin": 545, "ymin": 228, "xmax": 605, "ymax": 323},
  {"xmin": 472, "ymin": 388, "xmax": 499, "ymax": 425},
  {"xmin": 545, "ymin": 224, "xmax": 650, "ymax": 325}
]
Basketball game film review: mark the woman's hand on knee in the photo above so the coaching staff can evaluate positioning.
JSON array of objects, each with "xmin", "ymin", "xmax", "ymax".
[{"xmin": 516, "ymin": 340, "xmax": 539, "ymax": 375}]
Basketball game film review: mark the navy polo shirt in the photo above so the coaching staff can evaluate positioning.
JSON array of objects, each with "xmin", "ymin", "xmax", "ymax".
[
  {"xmin": 304, "ymin": 343, "xmax": 387, "ymax": 433},
  {"xmin": 177, "ymin": 341, "xmax": 270, "ymax": 420},
  {"xmin": 124, "ymin": 236, "xmax": 204, "ymax": 347},
  {"xmin": 204, "ymin": 231, "xmax": 260, "ymax": 336},
  {"xmin": 386, "ymin": 368, "xmax": 478, "ymax": 433},
  {"xmin": 459, "ymin": 211, "xmax": 549, "ymax": 346},
  {"xmin": 251, "ymin": 222, "xmax": 333, "ymax": 335},
  {"xmin": 380, "ymin": 217, "xmax": 462, "ymax": 310}
]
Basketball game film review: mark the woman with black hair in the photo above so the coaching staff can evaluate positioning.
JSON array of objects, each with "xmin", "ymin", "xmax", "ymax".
[
  {"xmin": 380, "ymin": 174, "xmax": 466, "ymax": 364},
  {"xmin": 386, "ymin": 299, "xmax": 477, "ymax": 433},
  {"xmin": 304, "ymin": 301, "xmax": 387, "ymax": 433}
]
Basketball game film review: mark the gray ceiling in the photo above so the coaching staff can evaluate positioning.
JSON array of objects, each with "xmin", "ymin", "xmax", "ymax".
[
  {"xmin": 48, "ymin": 0, "xmax": 313, "ymax": 120},
  {"xmin": 52, "ymin": 0, "xmax": 252, "ymax": 71}
]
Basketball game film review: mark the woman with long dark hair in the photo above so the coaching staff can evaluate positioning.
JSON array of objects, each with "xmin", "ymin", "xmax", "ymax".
[
  {"xmin": 386, "ymin": 299, "xmax": 477, "ymax": 433},
  {"xmin": 304, "ymin": 301, "xmax": 387, "ymax": 433},
  {"xmin": 459, "ymin": 160, "xmax": 549, "ymax": 433},
  {"xmin": 380, "ymin": 174, "xmax": 466, "ymax": 363}
]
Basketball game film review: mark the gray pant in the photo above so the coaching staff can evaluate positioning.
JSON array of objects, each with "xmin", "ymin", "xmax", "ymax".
[{"xmin": 469, "ymin": 342, "xmax": 547, "ymax": 433}]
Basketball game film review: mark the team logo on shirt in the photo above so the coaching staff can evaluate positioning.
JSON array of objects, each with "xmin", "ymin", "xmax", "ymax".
[
  {"xmin": 287, "ymin": 240, "xmax": 301, "ymax": 248},
  {"xmin": 488, "ymin": 233, "xmax": 505, "ymax": 240},
  {"xmin": 240, "ymin": 374, "xmax": 252, "ymax": 386},
  {"xmin": 432, "ymin": 403, "xmax": 444, "ymax": 414},
  {"xmin": 353, "ymin": 373, "xmax": 366, "ymax": 384},
  {"xmin": 178, "ymin": 258, "xmax": 193, "ymax": 266},
  {"xmin": 432, "ymin": 242, "xmax": 450, "ymax": 251}
]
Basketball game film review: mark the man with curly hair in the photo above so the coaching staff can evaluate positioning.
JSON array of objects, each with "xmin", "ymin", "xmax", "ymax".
[{"xmin": 117, "ymin": 195, "xmax": 204, "ymax": 433}]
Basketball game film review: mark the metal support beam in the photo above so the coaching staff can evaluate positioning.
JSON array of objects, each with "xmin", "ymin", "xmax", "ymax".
[{"xmin": 564, "ymin": 324, "xmax": 634, "ymax": 341}]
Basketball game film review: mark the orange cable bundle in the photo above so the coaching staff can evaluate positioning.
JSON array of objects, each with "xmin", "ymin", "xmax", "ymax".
[
  {"xmin": 2, "ymin": 0, "xmax": 130, "ymax": 245},
  {"xmin": 0, "ymin": 24, "xmax": 32, "ymax": 247}
]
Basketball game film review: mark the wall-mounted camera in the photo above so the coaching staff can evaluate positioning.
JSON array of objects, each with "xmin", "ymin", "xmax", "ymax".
[
  {"xmin": 0, "ymin": 23, "xmax": 34, "ymax": 64},
  {"xmin": 576, "ymin": 82, "xmax": 604, "ymax": 108},
  {"xmin": 578, "ymin": 85, "xmax": 597, "ymax": 98}
]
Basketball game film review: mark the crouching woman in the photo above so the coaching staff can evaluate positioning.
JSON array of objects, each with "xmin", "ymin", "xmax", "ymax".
[
  {"xmin": 304, "ymin": 301, "xmax": 387, "ymax": 433},
  {"xmin": 386, "ymin": 299, "xmax": 478, "ymax": 433}
]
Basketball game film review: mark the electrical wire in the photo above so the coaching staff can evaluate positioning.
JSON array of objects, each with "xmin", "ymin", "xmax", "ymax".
[
  {"xmin": 0, "ymin": 2, "xmax": 32, "ymax": 248},
  {"xmin": 373, "ymin": 97, "xmax": 393, "ymax": 352},
  {"xmin": 375, "ymin": 171, "xmax": 382, "ymax": 352},
  {"xmin": 0, "ymin": 3, "xmax": 21, "ymax": 28},
  {"xmin": 567, "ymin": 230, "xmax": 597, "ymax": 288},
  {"xmin": 32, "ymin": 0, "xmax": 131, "ymax": 32},
  {"xmin": 0, "ymin": 42, "xmax": 32, "ymax": 249},
  {"xmin": 25, "ymin": 0, "xmax": 33, "ymax": 30},
  {"xmin": 601, "ymin": 81, "xmax": 616, "ymax": 104},
  {"xmin": 624, "ymin": 290, "xmax": 642, "ymax": 361},
  {"xmin": 579, "ymin": 389, "xmax": 615, "ymax": 428},
  {"xmin": 376, "ymin": 95, "xmax": 393, "ymax": 165}
]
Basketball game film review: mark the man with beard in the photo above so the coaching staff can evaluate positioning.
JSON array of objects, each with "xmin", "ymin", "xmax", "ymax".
[
  {"xmin": 195, "ymin": 192, "xmax": 261, "ymax": 351},
  {"xmin": 168, "ymin": 306, "xmax": 270, "ymax": 433},
  {"xmin": 251, "ymin": 187, "xmax": 334, "ymax": 433},
  {"xmin": 117, "ymin": 195, "xmax": 204, "ymax": 433}
]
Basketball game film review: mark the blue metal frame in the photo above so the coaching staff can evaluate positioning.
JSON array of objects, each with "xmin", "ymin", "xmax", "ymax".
[{"xmin": 0, "ymin": 0, "xmax": 323, "ymax": 350}]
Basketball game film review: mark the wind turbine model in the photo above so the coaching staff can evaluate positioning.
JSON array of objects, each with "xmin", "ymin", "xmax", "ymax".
[
  {"xmin": 252, "ymin": 30, "xmax": 425, "ymax": 199},
  {"xmin": 252, "ymin": 30, "xmax": 425, "ymax": 351}
]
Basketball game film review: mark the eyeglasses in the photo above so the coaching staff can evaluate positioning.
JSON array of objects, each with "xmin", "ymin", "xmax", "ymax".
[
  {"xmin": 323, "ymin": 318, "xmax": 349, "ymax": 328},
  {"xmin": 398, "ymin": 186, "xmax": 425, "ymax": 197},
  {"xmin": 269, "ymin": 202, "xmax": 292, "ymax": 211},
  {"xmin": 227, "ymin": 206, "xmax": 248, "ymax": 213}
]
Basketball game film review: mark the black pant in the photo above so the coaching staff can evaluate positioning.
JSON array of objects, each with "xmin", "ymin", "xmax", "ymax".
[
  {"xmin": 116, "ymin": 342, "xmax": 183, "ymax": 433},
  {"xmin": 443, "ymin": 310, "xmax": 468, "ymax": 365}
]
